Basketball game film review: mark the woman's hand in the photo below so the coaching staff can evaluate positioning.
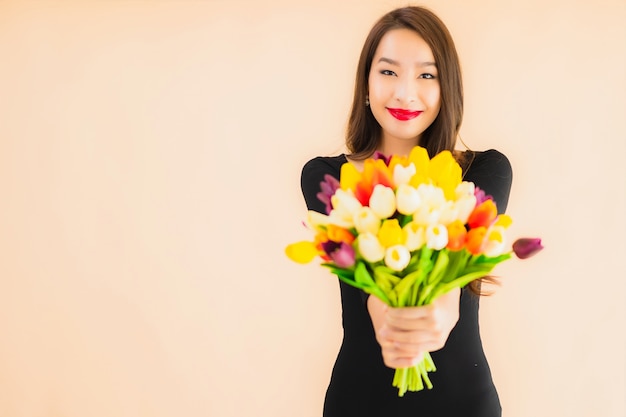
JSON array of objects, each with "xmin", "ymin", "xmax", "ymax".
[{"xmin": 367, "ymin": 288, "xmax": 461, "ymax": 369}]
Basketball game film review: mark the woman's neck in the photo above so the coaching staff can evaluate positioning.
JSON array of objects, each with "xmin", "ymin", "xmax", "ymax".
[{"xmin": 377, "ymin": 136, "xmax": 420, "ymax": 157}]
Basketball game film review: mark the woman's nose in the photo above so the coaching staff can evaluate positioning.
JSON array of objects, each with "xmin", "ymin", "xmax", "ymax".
[{"xmin": 394, "ymin": 77, "xmax": 417, "ymax": 104}]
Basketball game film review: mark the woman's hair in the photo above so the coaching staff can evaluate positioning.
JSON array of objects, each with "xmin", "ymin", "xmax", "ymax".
[{"xmin": 346, "ymin": 6, "xmax": 463, "ymax": 160}]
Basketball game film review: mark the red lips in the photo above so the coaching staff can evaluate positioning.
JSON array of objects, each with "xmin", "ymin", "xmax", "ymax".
[{"xmin": 387, "ymin": 108, "xmax": 422, "ymax": 121}]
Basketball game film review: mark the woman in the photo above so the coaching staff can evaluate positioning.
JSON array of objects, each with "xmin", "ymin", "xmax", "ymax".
[{"xmin": 301, "ymin": 6, "xmax": 511, "ymax": 417}]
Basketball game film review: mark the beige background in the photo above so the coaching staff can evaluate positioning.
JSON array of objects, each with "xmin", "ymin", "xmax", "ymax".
[{"xmin": 1, "ymin": 0, "xmax": 625, "ymax": 416}]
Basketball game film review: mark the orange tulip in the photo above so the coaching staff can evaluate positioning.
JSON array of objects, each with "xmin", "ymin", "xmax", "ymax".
[
  {"xmin": 446, "ymin": 220, "xmax": 467, "ymax": 251},
  {"xmin": 467, "ymin": 199, "xmax": 497, "ymax": 229},
  {"xmin": 465, "ymin": 227, "xmax": 487, "ymax": 255}
]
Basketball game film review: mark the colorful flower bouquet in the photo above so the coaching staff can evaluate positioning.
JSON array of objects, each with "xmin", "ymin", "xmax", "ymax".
[{"xmin": 286, "ymin": 146, "xmax": 542, "ymax": 396}]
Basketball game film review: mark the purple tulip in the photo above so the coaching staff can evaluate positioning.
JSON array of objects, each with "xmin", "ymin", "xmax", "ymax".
[
  {"xmin": 321, "ymin": 241, "xmax": 355, "ymax": 268},
  {"xmin": 512, "ymin": 238, "xmax": 544, "ymax": 259},
  {"xmin": 372, "ymin": 151, "xmax": 392, "ymax": 166},
  {"xmin": 474, "ymin": 187, "xmax": 493, "ymax": 206},
  {"xmin": 317, "ymin": 174, "xmax": 340, "ymax": 214}
]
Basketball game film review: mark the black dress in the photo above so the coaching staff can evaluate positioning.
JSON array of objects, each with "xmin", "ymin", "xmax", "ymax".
[{"xmin": 300, "ymin": 150, "xmax": 512, "ymax": 417}]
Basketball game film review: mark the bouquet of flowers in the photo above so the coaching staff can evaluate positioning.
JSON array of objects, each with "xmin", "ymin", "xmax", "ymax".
[{"xmin": 286, "ymin": 146, "xmax": 542, "ymax": 396}]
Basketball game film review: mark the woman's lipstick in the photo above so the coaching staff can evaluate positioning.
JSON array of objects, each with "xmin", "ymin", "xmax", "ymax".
[{"xmin": 387, "ymin": 108, "xmax": 422, "ymax": 121}]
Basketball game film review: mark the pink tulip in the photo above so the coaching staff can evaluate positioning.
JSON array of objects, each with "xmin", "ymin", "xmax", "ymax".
[
  {"xmin": 512, "ymin": 238, "xmax": 544, "ymax": 259},
  {"xmin": 317, "ymin": 174, "xmax": 340, "ymax": 214},
  {"xmin": 329, "ymin": 242, "xmax": 356, "ymax": 268}
]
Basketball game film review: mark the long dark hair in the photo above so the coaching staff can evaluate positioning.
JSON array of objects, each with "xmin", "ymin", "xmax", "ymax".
[
  {"xmin": 346, "ymin": 6, "xmax": 463, "ymax": 160},
  {"xmin": 346, "ymin": 7, "xmax": 496, "ymax": 295}
]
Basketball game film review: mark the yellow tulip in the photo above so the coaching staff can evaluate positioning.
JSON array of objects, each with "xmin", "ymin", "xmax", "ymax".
[
  {"xmin": 339, "ymin": 162, "xmax": 361, "ymax": 193},
  {"xmin": 378, "ymin": 219, "xmax": 404, "ymax": 248},
  {"xmin": 285, "ymin": 241, "xmax": 320, "ymax": 264},
  {"xmin": 494, "ymin": 214, "xmax": 513, "ymax": 228},
  {"xmin": 429, "ymin": 150, "xmax": 462, "ymax": 200}
]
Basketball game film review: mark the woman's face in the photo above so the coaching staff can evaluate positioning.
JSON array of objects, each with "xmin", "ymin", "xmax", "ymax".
[{"xmin": 368, "ymin": 28, "xmax": 441, "ymax": 148}]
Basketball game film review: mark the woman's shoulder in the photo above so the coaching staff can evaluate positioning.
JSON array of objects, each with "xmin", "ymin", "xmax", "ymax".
[
  {"xmin": 301, "ymin": 154, "xmax": 347, "ymax": 182},
  {"xmin": 302, "ymin": 154, "xmax": 347, "ymax": 172},
  {"xmin": 466, "ymin": 149, "xmax": 512, "ymax": 178},
  {"xmin": 300, "ymin": 154, "xmax": 346, "ymax": 212}
]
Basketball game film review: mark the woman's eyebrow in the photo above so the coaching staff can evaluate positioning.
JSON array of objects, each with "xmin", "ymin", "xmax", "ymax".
[{"xmin": 377, "ymin": 57, "xmax": 437, "ymax": 67}]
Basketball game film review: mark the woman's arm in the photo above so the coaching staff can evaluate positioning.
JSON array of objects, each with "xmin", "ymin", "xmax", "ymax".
[{"xmin": 367, "ymin": 288, "xmax": 461, "ymax": 369}]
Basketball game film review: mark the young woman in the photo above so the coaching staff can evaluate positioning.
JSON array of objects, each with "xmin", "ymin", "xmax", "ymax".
[{"xmin": 300, "ymin": 6, "xmax": 511, "ymax": 417}]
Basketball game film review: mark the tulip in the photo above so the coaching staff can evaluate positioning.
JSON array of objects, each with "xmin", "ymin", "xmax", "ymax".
[
  {"xmin": 306, "ymin": 210, "xmax": 331, "ymax": 228},
  {"xmin": 353, "ymin": 206, "xmax": 381, "ymax": 235},
  {"xmin": 455, "ymin": 181, "xmax": 475, "ymax": 199},
  {"xmin": 467, "ymin": 199, "xmax": 498, "ymax": 229},
  {"xmin": 330, "ymin": 189, "xmax": 362, "ymax": 228},
  {"xmin": 512, "ymin": 238, "xmax": 543, "ymax": 259},
  {"xmin": 446, "ymin": 220, "xmax": 467, "ymax": 251},
  {"xmin": 466, "ymin": 227, "xmax": 487, "ymax": 255},
  {"xmin": 317, "ymin": 174, "xmax": 340, "ymax": 214},
  {"xmin": 351, "ymin": 159, "xmax": 395, "ymax": 206},
  {"xmin": 384, "ymin": 245, "xmax": 411, "ymax": 271},
  {"xmin": 426, "ymin": 224, "xmax": 448, "ymax": 250},
  {"xmin": 494, "ymin": 214, "xmax": 513, "ymax": 228},
  {"xmin": 329, "ymin": 242, "xmax": 356, "ymax": 268},
  {"xmin": 455, "ymin": 195, "xmax": 477, "ymax": 224},
  {"xmin": 339, "ymin": 162, "xmax": 361, "ymax": 194},
  {"xmin": 326, "ymin": 224, "xmax": 356, "ymax": 245},
  {"xmin": 417, "ymin": 183, "xmax": 446, "ymax": 208},
  {"xmin": 396, "ymin": 184, "xmax": 421, "ymax": 215},
  {"xmin": 483, "ymin": 226, "xmax": 506, "ymax": 257},
  {"xmin": 474, "ymin": 187, "xmax": 492, "ymax": 206},
  {"xmin": 372, "ymin": 151, "xmax": 392, "ymax": 165},
  {"xmin": 369, "ymin": 184, "xmax": 397, "ymax": 219},
  {"xmin": 413, "ymin": 205, "xmax": 441, "ymax": 226},
  {"xmin": 438, "ymin": 200, "xmax": 460, "ymax": 225},
  {"xmin": 378, "ymin": 219, "xmax": 404, "ymax": 248},
  {"xmin": 393, "ymin": 162, "xmax": 417, "ymax": 186},
  {"xmin": 285, "ymin": 241, "xmax": 320, "ymax": 264},
  {"xmin": 403, "ymin": 222, "xmax": 426, "ymax": 251},
  {"xmin": 429, "ymin": 150, "xmax": 463, "ymax": 200},
  {"xmin": 358, "ymin": 233, "xmax": 385, "ymax": 263}
]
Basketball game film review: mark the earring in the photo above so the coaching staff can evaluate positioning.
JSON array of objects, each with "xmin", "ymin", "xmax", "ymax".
[{"xmin": 365, "ymin": 96, "xmax": 370, "ymax": 106}]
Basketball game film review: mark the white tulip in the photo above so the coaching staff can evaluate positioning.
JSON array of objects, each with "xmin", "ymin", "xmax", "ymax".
[
  {"xmin": 417, "ymin": 184, "xmax": 446, "ymax": 209},
  {"xmin": 455, "ymin": 195, "xmax": 477, "ymax": 224},
  {"xmin": 330, "ymin": 189, "xmax": 362, "ymax": 227},
  {"xmin": 413, "ymin": 205, "xmax": 441, "ymax": 226},
  {"xmin": 369, "ymin": 184, "xmax": 396, "ymax": 219},
  {"xmin": 403, "ymin": 222, "xmax": 426, "ymax": 251},
  {"xmin": 357, "ymin": 233, "xmax": 385, "ymax": 263},
  {"xmin": 393, "ymin": 163, "xmax": 416, "ymax": 186},
  {"xmin": 455, "ymin": 181, "xmax": 475, "ymax": 199},
  {"xmin": 484, "ymin": 226, "xmax": 507, "ymax": 257},
  {"xmin": 306, "ymin": 210, "xmax": 331, "ymax": 228},
  {"xmin": 426, "ymin": 224, "xmax": 448, "ymax": 250},
  {"xmin": 353, "ymin": 206, "xmax": 381, "ymax": 235},
  {"xmin": 438, "ymin": 200, "xmax": 459, "ymax": 225},
  {"xmin": 396, "ymin": 184, "xmax": 421, "ymax": 215},
  {"xmin": 384, "ymin": 245, "xmax": 411, "ymax": 271}
]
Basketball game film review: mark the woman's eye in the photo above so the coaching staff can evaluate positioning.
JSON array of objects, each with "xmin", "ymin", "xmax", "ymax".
[
  {"xmin": 419, "ymin": 73, "xmax": 436, "ymax": 79},
  {"xmin": 380, "ymin": 69, "xmax": 396, "ymax": 76}
]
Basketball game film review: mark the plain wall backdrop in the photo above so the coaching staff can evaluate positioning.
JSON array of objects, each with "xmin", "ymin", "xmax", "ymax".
[{"xmin": 1, "ymin": 0, "xmax": 625, "ymax": 416}]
